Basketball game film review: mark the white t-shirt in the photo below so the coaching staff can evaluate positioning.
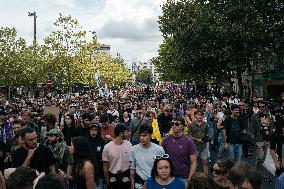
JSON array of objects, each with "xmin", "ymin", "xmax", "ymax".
[{"xmin": 129, "ymin": 143, "xmax": 165, "ymax": 180}]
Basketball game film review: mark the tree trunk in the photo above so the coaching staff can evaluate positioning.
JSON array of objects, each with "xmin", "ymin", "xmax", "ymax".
[{"xmin": 236, "ymin": 71, "xmax": 244, "ymax": 98}]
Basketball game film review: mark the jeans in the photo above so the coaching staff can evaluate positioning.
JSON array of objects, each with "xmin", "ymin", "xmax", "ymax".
[
  {"xmin": 255, "ymin": 141, "xmax": 270, "ymax": 166},
  {"xmin": 95, "ymin": 179, "xmax": 104, "ymax": 189},
  {"xmin": 228, "ymin": 143, "xmax": 243, "ymax": 161}
]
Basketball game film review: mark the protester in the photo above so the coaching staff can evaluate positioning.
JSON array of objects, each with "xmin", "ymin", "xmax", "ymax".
[
  {"xmin": 102, "ymin": 124, "xmax": 132, "ymax": 189},
  {"xmin": 11, "ymin": 127, "xmax": 56, "ymax": 173},
  {"xmin": 145, "ymin": 154, "xmax": 185, "ymax": 189},
  {"xmin": 146, "ymin": 111, "xmax": 162, "ymax": 144},
  {"xmin": 129, "ymin": 124, "xmax": 165, "ymax": 189},
  {"xmin": 73, "ymin": 113, "xmax": 93, "ymax": 138},
  {"xmin": 227, "ymin": 161, "xmax": 262, "ymax": 189},
  {"xmin": 187, "ymin": 172, "xmax": 215, "ymax": 189},
  {"xmin": 6, "ymin": 167, "xmax": 37, "ymax": 189},
  {"xmin": 157, "ymin": 106, "xmax": 173, "ymax": 136},
  {"xmin": 223, "ymin": 104, "xmax": 244, "ymax": 161},
  {"xmin": 161, "ymin": 117, "xmax": 197, "ymax": 183},
  {"xmin": 61, "ymin": 114, "xmax": 76, "ymax": 146},
  {"xmin": 45, "ymin": 129, "xmax": 73, "ymax": 181},
  {"xmin": 212, "ymin": 158, "xmax": 235, "ymax": 189},
  {"xmin": 120, "ymin": 110, "xmax": 131, "ymax": 129},
  {"xmin": 130, "ymin": 106, "xmax": 148, "ymax": 145},
  {"xmin": 40, "ymin": 113, "xmax": 57, "ymax": 143},
  {"xmin": 99, "ymin": 114, "xmax": 115, "ymax": 142},
  {"xmin": 250, "ymin": 101, "xmax": 275, "ymax": 167},
  {"xmin": 189, "ymin": 110, "xmax": 209, "ymax": 175},
  {"xmin": 35, "ymin": 173, "xmax": 67, "ymax": 189},
  {"xmin": 70, "ymin": 136, "xmax": 97, "ymax": 189},
  {"xmin": 87, "ymin": 123, "xmax": 106, "ymax": 189}
]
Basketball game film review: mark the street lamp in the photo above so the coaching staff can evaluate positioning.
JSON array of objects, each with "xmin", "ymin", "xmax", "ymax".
[{"xmin": 28, "ymin": 11, "xmax": 37, "ymax": 43}]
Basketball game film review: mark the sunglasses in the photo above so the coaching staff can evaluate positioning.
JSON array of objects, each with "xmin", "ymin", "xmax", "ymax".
[
  {"xmin": 155, "ymin": 154, "xmax": 170, "ymax": 160},
  {"xmin": 137, "ymin": 112, "xmax": 142, "ymax": 114},
  {"xmin": 259, "ymin": 106, "xmax": 265, "ymax": 108},
  {"xmin": 171, "ymin": 121, "xmax": 182, "ymax": 126}
]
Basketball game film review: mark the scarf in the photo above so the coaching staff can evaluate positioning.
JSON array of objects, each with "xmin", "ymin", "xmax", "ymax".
[{"xmin": 47, "ymin": 140, "xmax": 66, "ymax": 161}]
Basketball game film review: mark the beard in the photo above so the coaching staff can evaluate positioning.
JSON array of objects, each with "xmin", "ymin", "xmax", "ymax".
[
  {"xmin": 47, "ymin": 140, "xmax": 57, "ymax": 145},
  {"xmin": 25, "ymin": 141, "xmax": 37, "ymax": 149}
]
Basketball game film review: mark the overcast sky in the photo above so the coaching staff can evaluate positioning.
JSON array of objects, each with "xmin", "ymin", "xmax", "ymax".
[{"xmin": 0, "ymin": 0, "xmax": 165, "ymax": 65}]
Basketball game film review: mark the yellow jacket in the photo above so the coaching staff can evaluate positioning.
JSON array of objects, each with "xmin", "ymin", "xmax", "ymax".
[{"xmin": 151, "ymin": 119, "xmax": 162, "ymax": 144}]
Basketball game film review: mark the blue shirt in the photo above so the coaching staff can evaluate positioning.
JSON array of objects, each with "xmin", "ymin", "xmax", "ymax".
[{"xmin": 146, "ymin": 177, "xmax": 185, "ymax": 189}]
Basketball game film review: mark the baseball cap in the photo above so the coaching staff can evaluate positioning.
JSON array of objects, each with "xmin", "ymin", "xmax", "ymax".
[{"xmin": 90, "ymin": 123, "xmax": 101, "ymax": 129}]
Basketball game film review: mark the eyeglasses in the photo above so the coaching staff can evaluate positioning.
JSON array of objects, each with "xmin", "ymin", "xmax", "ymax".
[
  {"xmin": 171, "ymin": 121, "xmax": 182, "ymax": 126},
  {"xmin": 155, "ymin": 154, "xmax": 170, "ymax": 160},
  {"xmin": 259, "ymin": 106, "xmax": 265, "ymax": 108}
]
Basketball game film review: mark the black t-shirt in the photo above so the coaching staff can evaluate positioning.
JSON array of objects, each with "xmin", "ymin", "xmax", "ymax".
[
  {"xmin": 11, "ymin": 144, "xmax": 55, "ymax": 173},
  {"xmin": 270, "ymin": 132, "xmax": 284, "ymax": 160},
  {"xmin": 157, "ymin": 113, "xmax": 173, "ymax": 135},
  {"xmin": 73, "ymin": 126, "xmax": 90, "ymax": 138},
  {"xmin": 88, "ymin": 136, "xmax": 106, "ymax": 179},
  {"xmin": 224, "ymin": 116, "xmax": 243, "ymax": 144},
  {"xmin": 62, "ymin": 125, "xmax": 75, "ymax": 146}
]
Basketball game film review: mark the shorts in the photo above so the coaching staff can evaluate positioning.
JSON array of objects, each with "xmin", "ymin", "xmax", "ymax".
[{"xmin": 198, "ymin": 147, "xmax": 209, "ymax": 160}]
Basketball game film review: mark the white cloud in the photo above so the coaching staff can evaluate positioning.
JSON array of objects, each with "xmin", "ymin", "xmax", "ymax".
[{"xmin": 0, "ymin": 0, "xmax": 165, "ymax": 64}]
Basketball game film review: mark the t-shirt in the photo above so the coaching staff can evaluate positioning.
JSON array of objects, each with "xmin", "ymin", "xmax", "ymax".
[
  {"xmin": 161, "ymin": 135, "xmax": 197, "ymax": 178},
  {"xmin": 102, "ymin": 140, "xmax": 132, "ymax": 174},
  {"xmin": 88, "ymin": 136, "xmax": 106, "ymax": 179},
  {"xmin": 146, "ymin": 177, "xmax": 185, "ymax": 189},
  {"xmin": 73, "ymin": 126, "xmax": 90, "ymax": 138},
  {"xmin": 101, "ymin": 125, "xmax": 115, "ymax": 142},
  {"xmin": 62, "ymin": 125, "xmax": 75, "ymax": 146},
  {"xmin": 189, "ymin": 121, "xmax": 208, "ymax": 151},
  {"xmin": 129, "ymin": 143, "xmax": 165, "ymax": 180},
  {"xmin": 11, "ymin": 144, "xmax": 56, "ymax": 173},
  {"xmin": 223, "ymin": 117, "xmax": 243, "ymax": 144}
]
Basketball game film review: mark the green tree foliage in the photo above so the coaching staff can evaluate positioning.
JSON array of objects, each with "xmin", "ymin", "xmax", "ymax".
[
  {"xmin": 155, "ymin": 0, "xmax": 284, "ymax": 86},
  {"xmin": 0, "ymin": 14, "xmax": 131, "ymax": 90},
  {"xmin": 136, "ymin": 69, "xmax": 153, "ymax": 84}
]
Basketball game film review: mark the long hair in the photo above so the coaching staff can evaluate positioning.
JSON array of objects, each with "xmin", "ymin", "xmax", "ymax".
[
  {"xmin": 72, "ymin": 137, "xmax": 98, "ymax": 181},
  {"xmin": 151, "ymin": 157, "xmax": 175, "ymax": 179},
  {"xmin": 63, "ymin": 114, "xmax": 75, "ymax": 127}
]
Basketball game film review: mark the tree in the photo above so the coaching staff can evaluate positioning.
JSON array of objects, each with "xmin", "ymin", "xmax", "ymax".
[
  {"xmin": 136, "ymin": 69, "xmax": 153, "ymax": 84},
  {"xmin": 44, "ymin": 13, "xmax": 87, "ymax": 90},
  {"xmin": 0, "ymin": 14, "xmax": 132, "ymax": 95},
  {"xmin": 155, "ymin": 0, "xmax": 284, "ymax": 95},
  {"xmin": 0, "ymin": 27, "xmax": 27, "ymax": 88}
]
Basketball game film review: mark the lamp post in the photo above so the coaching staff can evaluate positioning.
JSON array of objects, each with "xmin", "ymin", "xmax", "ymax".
[{"xmin": 28, "ymin": 11, "xmax": 37, "ymax": 43}]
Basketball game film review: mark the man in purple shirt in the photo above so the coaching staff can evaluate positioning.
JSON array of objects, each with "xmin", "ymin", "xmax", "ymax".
[{"xmin": 161, "ymin": 117, "xmax": 197, "ymax": 182}]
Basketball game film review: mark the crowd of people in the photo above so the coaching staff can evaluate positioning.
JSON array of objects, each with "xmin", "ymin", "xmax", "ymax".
[{"xmin": 0, "ymin": 85, "xmax": 283, "ymax": 189}]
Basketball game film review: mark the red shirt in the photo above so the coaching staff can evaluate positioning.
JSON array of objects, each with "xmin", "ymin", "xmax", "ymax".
[{"xmin": 101, "ymin": 124, "xmax": 115, "ymax": 142}]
